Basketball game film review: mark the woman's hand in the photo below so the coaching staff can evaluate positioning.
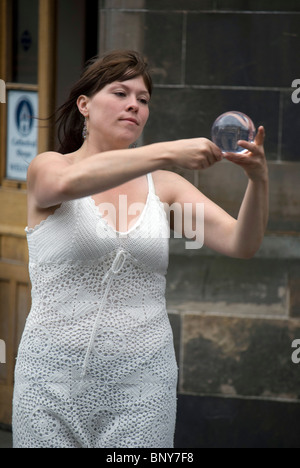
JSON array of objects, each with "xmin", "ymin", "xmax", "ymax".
[
  {"xmin": 168, "ymin": 138, "xmax": 223, "ymax": 171},
  {"xmin": 223, "ymin": 126, "xmax": 268, "ymax": 182}
]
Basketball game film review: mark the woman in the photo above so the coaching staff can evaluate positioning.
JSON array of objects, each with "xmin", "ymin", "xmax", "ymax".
[{"xmin": 12, "ymin": 50, "xmax": 268, "ymax": 448}]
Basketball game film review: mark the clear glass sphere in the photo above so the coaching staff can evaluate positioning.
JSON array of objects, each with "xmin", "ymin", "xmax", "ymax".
[{"xmin": 211, "ymin": 111, "xmax": 256, "ymax": 154}]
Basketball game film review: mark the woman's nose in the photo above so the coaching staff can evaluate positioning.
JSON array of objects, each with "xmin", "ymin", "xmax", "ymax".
[{"xmin": 126, "ymin": 98, "xmax": 139, "ymax": 112}]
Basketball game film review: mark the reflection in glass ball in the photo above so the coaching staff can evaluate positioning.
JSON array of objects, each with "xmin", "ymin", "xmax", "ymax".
[{"xmin": 211, "ymin": 111, "xmax": 256, "ymax": 154}]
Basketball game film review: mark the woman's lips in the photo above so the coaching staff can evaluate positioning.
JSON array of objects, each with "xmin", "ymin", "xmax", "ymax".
[{"xmin": 120, "ymin": 118, "xmax": 139, "ymax": 126}]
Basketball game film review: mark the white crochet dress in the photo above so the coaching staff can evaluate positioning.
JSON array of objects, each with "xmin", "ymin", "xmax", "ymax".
[{"xmin": 12, "ymin": 173, "xmax": 178, "ymax": 448}]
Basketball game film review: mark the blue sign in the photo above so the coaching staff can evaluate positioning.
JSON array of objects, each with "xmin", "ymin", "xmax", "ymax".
[
  {"xmin": 15, "ymin": 97, "xmax": 34, "ymax": 136},
  {"xmin": 6, "ymin": 90, "xmax": 38, "ymax": 181}
]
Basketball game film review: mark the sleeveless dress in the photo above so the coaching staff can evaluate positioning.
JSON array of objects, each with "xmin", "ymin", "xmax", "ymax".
[{"xmin": 12, "ymin": 173, "xmax": 178, "ymax": 448}]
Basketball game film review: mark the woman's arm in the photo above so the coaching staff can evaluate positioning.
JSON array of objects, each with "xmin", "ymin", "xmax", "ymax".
[
  {"xmin": 159, "ymin": 126, "xmax": 268, "ymax": 259},
  {"xmin": 224, "ymin": 126, "xmax": 269, "ymax": 258},
  {"xmin": 27, "ymin": 138, "xmax": 222, "ymax": 209}
]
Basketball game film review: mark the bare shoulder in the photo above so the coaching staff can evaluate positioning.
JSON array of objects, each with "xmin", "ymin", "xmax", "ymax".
[
  {"xmin": 28, "ymin": 151, "xmax": 69, "ymax": 170},
  {"xmin": 27, "ymin": 151, "xmax": 71, "ymax": 182},
  {"xmin": 152, "ymin": 169, "xmax": 195, "ymax": 204},
  {"xmin": 152, "ymin": 169, "xmax": 190, "ymax": 188}
]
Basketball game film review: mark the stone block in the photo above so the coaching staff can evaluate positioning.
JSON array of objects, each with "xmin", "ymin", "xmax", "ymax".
[
  {"xmin": 282, "ymin": 90, "xmax": 300, "ymax": 162},
  {"xmin": 175, "ymin": 394, "xmax": 300, "ymax": 448},
  {"xmin": 102, "ymin": 1, "xmax": 217, "ymax": 11},
  {"xmin": 166, "ymin": 255, "xmax": 289, "ymax": 316},
  {"xmin": 215, "ymin": 0, "xmax": 300, "ymax": 11},
  {"xmin": 143, "ymin": 0, "xmax": 215, "ymax": 11},
  {"xmin": 99, "ymin": 10, "xmax": 146, "ymax": 53},
  {"xmin": 143, "ymin": 12, "xmax": 184, "ymax": 85},
  {"xmin": 185, "ymin": 13, "xmax": 300, "ymax": 88},
  {"xmin": 145, "ymin": 87, "xmax": 279, "ymax": 160},
  {"xmin": 190, "ymin": 160, "xmax": 300, "ymax": 232},
  {"xmin": 100, "ymin": 10, "xmax": 184, "ymax": 85},
  {"xmin": 181, "ymin": 314, "xmax": 300, "ymax": 399},
  {"xmin": 101, "ymin": 1, "xmax": 300, "ymax": 12},
  {"xmin": 289, "ymin": 278, "xmax": 300, "ymax": 318}
]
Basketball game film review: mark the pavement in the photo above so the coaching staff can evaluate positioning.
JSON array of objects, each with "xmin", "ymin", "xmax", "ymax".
[{"xmin": 0, "ymin": 429, "xmax": 13, "ymax": 448}]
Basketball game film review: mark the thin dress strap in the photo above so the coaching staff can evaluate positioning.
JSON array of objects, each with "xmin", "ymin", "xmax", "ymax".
[{"xmin": 147, "ymin": 173, "xmax": 156, "ymax": 195}]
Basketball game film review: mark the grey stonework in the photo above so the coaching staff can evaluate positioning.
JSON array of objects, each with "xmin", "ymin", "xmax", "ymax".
[{"xmin": 99, "ymin": 0, "xmax": 300, "ymax": 447}]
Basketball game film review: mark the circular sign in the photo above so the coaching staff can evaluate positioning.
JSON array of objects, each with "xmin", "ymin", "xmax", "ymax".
[{"xmin": 15, "ymin": 97, "xmax": 34, "ymax": 136}]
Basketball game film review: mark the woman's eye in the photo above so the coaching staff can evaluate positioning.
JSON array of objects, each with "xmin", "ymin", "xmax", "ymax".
[{"xmin": 113, "ymin": 91, "xmax": 149, "ymax": 105}]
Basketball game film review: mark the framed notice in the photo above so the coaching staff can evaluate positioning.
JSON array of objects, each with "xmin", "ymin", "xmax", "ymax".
[{"xmin": 6, "ymin": 90, "xmax": 38, "ymax": 181}]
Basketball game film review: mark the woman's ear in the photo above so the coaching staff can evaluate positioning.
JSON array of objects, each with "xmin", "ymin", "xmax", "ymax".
[{"xmin": 77, "ymin": 95, "xmax": 89, "ymax": 117}]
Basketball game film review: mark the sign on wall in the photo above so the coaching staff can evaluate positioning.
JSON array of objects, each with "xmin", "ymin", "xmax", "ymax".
[{"xmin": 6, "ymin": 90, "xmax": 38, "ymax": 181}]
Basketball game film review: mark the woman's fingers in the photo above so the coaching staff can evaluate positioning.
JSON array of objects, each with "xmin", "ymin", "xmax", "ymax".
[
  {"xmin": 225, "ymin": 126, "xmax": 265, "ymax": 158},
  {"xmin": 254, "ymin": 126, "xmax": 265, "ymax": 146}
]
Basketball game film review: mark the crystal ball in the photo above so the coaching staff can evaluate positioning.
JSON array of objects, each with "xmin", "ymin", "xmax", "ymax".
[{"xmin": 211, "ymin": 111, "xmax": 256, "ymax": 154}]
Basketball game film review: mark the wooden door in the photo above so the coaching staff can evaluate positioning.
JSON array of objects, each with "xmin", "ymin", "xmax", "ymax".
[{"xmin": 0, "ymin": 0, "xmax": 56, "ymax": 426}]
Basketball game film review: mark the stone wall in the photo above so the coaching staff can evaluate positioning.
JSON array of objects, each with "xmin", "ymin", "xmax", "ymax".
[{"xmin": 99, "ymin": 0, "xmax": 300, "ymax": 447}]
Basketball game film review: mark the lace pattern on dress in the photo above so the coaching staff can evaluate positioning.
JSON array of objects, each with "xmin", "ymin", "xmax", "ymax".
[{"xmin": 13, "ymin": 173, "xmax": 177, "ymax": 448}]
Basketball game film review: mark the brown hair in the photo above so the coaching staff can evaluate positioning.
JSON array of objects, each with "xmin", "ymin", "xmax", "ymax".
[{"xmin": 55, "ymin": 50, "xmax": 153, "ymax": 154}]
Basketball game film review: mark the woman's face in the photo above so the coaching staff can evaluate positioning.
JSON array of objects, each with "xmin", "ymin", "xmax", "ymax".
[{"xmin": 80, "ymin": 75, "xmax": 151, "ymax": 150}]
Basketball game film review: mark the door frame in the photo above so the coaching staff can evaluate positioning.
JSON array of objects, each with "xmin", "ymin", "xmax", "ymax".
[
  {"xmin": 0, "ymin": 0, "xmax": 57, "ymax": 426},
  {"xmin": 0, "ymin": 0, "xmax": 57, "ymax": 190}
]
